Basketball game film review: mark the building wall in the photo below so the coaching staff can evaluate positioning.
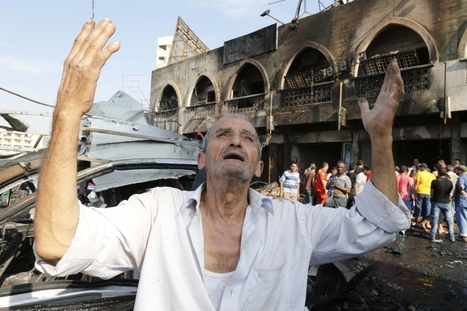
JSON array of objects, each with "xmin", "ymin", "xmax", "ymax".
[
  {"xmin": 156, "ymin": 36, "xmax": 173, "ymax": 69},
  {"xmin": 150, "ymin": 0, "xmax": 467, "ymax": 177}
]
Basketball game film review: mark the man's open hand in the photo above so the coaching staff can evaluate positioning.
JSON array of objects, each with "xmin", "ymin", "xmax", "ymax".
[
  {"xmin": 55, "ymin": 18, "xmax": 120, "ymax": 118},
  {"xmin": 358, "ymin": 59, "xmax": 404, "ymax": 139}
]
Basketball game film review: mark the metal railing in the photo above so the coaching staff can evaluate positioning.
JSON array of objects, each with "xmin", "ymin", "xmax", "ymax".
[
  {"xmin": 223, "ymin": 94, "xmax": 266, "ymax": 114},
  {"xmin": 184, "ymin": 103, "xmax": 216, "ymax": 120},
  {"xmin": 280, "ymin": 82, "xmax": 333, "ymax": 110}
]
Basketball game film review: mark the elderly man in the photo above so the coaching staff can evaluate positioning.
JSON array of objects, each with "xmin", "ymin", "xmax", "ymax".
[{"xmin": 34, "ymin": 18, "xmax": 410, "ymax": 310}]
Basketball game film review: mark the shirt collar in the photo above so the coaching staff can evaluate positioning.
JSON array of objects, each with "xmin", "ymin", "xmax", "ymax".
[{"xmin": 176, "ymin": 182, "xmax": 274, "ymax": 217}]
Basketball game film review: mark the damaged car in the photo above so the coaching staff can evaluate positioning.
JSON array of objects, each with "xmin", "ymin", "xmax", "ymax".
[{"xmin": 0, "ymin": 92, "xmax": 200, "ymax": 309}]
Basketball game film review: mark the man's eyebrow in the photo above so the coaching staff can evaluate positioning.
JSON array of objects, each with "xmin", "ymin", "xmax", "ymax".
[
  {"xmin": 241, "ymin": 129, "xmax": 258, "ymax": 138},
  {"xmin": 215, "ymin": 127, "xmax": 232, "ymax": 134},
  {"xmin": 214, "ymin": 127, "xmax": 258, "ymax": 139}
]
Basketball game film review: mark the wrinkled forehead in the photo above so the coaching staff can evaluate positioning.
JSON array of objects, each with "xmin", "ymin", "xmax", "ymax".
[{"xmin": 213, "ymin": 117, "xmax": 258, "ymax": 136}]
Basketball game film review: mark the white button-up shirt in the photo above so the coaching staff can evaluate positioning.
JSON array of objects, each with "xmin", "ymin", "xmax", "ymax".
[{"xmin": 35, "ymin": 181, "xmax": 410, "ymax": 310}]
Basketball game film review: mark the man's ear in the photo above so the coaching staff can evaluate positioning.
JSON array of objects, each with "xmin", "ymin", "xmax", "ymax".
[
  {"xmin": 198, "ymin": 152, "xmax": 206, "ymax": 170},
  {"xmin": 255, "ymin": 161, "xmax": 264, "ymax": 178}
]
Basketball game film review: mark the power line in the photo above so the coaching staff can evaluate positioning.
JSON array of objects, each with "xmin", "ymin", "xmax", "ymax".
[{"xmin": 0, "ymin": 87, "xmax": 55, "ymax": 108}]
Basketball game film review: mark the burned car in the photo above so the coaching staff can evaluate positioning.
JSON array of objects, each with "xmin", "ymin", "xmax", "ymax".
[
  {"xmin": 0, "ymin": 93, "xmax": 200, "ymax": 309},
  {"xmin": 0, "ymin": 156, "xmax": 198, "ymax": 310}
]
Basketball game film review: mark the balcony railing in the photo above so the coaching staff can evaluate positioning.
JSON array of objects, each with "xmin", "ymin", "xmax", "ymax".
[
  {"xmin": 223, "ymin": 94, "xmax": 265, "ymax": 114},
  {"xmin": 354, "ymin": 64, "xmax": 432, "ymax": 99},
  {"xmin": 360, "ymin": 50, "xmax": 419, "ymax": 75},
  {"xmin": 284, "ymin": 69, "xmax": 333, "ymax": 89},
  {"xmin": 184, "ymin": 103, "xmax": 216, "ymax": 121},
  {"xmin": 280, "ymin": 82, "xmax": 333, "ymax": 110},
  {"xmin": 153, "ymin": 108, "xmax": 178, "ymax": 129}
]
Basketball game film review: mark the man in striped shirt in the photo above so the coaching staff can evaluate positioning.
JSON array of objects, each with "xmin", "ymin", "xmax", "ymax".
[{"xmin": 279, "ymin": 162, "xmax": 301, "ymax": 201}]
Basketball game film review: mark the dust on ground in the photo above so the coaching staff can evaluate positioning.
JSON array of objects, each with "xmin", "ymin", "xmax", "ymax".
[{"xmin": 309, "ymin": 225, "xmax": 467, "ymax": 311}]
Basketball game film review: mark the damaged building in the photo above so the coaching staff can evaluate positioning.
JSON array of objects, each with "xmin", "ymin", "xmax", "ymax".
[{"xmin": 149, "ymin": 0, "xmax": 467, "ymax": 183}]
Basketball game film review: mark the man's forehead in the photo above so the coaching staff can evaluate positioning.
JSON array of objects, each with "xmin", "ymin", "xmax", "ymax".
[{"xmin": 213, "ymin": 117, "xmax": 257, "ymax": 134}]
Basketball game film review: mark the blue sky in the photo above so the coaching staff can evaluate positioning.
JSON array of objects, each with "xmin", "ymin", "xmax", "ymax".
[{"xmin": 0, "ymin": 0, "xmax": 333, "ymax": 133}]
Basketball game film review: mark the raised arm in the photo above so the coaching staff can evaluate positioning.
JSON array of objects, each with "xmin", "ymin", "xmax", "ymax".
[
  {"xmin": 35, "ymin": 18, "xmax": 120, "ymax": 260},
  {"xmin": 358, "ymin": 59, "xmax": 404, "ymax": 204}
]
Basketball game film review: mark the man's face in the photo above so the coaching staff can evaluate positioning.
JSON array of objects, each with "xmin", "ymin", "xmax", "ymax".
[
  {"xmin": 337, "ymin": 163, "xmax": 346, "ymax": 176},
  {"xmin": 198, "ymin": 117, "xmax": 263, "ymax": 184},
  {"xmin": 290, "ymin": 164, "xmax": 298, "ymax": 172},
  {"xmin": 413, "ymin": 159, "xmax": 419, "ymax": 166}
]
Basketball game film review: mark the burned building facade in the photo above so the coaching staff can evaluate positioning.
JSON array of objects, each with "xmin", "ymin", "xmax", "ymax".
[{"xmin": 150, "ymin": 0, "xmax": 467, "ymax": 182}]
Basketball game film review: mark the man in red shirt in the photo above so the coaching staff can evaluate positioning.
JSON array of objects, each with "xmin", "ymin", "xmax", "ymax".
[{"xmin": 315, "ymin": 162, "xmax": 329, "ymax": 205}]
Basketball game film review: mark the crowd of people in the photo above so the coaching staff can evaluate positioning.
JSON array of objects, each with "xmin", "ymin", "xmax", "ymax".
[
  {"xmin": 397, "ymin": 157, "xmax": 467, "ymax": 243},
  {"xmin": 279, "ymin": 157, "xmax": 467, "ymax": 243}
]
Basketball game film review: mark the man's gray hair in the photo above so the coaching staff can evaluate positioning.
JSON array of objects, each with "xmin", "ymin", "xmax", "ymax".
[{"xmin": 201, "ymin": 114, "xmax": 262, "ymax": 158}]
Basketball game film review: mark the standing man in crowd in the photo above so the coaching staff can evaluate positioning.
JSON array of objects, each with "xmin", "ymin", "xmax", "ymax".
[
  {"xmin": 455, "ymin": 165, "xmax": 467, "ymax": 242},
  {"xmin": 346, "ymin": 164, "xmax": 357, "ymax": 208},
  {"xmin": 447, "ymin": 165, "xmax": 458, "ymax": 211},
  {"xmin": 303, "ymin": 162, "xmax": 316, "ymax": 204},
  {"xmin": 324, "ymin": 161, "xmax": 351, "ymax": 208},
  {"xmin": 452, "ymin": 159, "xmax": 462, "ymax": 168},
  {"xmin": 33, "ymin": 18, "xmax": 410, "ymax": 310},
  {"xmin": 279, "ymin": 162, "xmax": 301, "ymax": 201},
  {"xmin": 397, "ymin": 165, "xmax": 414, "ymax": 212},
  {"xmin": 355, "ymin": 166, "xmax": 370, "ymax": 195},
  {"xmin": 414, "ymin": 163, "xmax": 436, "ymax": 231},
  {"xmin": 354, "ymin": 159, "xmax": 364, "ymax": 175},
  {"xmin": 429, "ymin": 168, "xmax": 455, "ymax": 242},
  {"xmin": 326, "ymin": 166, "xmax": 338, "ymax": 198},
  {"xmin": 411, "ymin": 158, "xmax": 420, "ymax": 175},
  {"xmin": 315, "ymin": 162, "xmax": 329, "ymax": 205}
]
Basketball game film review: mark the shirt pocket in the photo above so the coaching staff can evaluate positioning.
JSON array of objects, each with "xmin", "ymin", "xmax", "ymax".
[{"xmin": 247, "ymin": 265, "xmax": 289, "ymax": 310}]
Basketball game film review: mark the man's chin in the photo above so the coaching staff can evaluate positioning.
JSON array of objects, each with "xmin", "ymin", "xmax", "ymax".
[{"xmin": 212, "ymin": 167, "xmax": 251, "ymax": 184}]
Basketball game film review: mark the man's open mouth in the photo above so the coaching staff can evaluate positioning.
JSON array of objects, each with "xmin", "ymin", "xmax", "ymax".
[{"xmin": 223, "ymin": 152, "xmax": 245, "ymax": 162}]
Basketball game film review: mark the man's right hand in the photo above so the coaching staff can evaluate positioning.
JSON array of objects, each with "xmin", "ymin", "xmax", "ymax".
[
  {"xmin": 35, "ymin": 18, "xmax": 120, "ymax": 260},
  {"xmin": 55, "ymin": 18, "xmax": 120, "ymax": 118}
]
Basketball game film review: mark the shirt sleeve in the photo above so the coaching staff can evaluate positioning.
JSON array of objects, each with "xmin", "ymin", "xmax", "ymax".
[
  {"xmin": 303, "ymin": 180, "xmax": 410, "ymax": 266},
  {"xmin": 34, "ymin": 188, "xmax": 163, "ymax": 279},
  {"xmin": 279, "ymin": 172, "xmax": 286, "ymax": 182},
  {"xmin": 355, "ymin": 173, "xmax": 364, "ymax": 184}
]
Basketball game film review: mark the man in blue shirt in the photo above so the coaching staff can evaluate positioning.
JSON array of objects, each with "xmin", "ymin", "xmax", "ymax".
[
  {"xmin": 279, "ymin": 162, "xmax": 300, "ymax": 201},
  {"xmin": 455, "ymin": 165, "xmax": 467, "ymax": 241}
]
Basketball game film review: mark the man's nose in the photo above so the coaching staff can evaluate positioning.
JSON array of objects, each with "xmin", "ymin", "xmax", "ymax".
[{"xmin": 229, "ymin": 132, "xmax": 242, "ymax": 146}]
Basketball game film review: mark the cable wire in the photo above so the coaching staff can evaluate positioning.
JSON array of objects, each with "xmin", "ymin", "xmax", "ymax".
[{"xmin": 0, "ymin": 87, "xmax": 54, "ymax": 108}]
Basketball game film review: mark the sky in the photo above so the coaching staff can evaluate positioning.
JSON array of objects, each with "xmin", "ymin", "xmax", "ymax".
[{"xmin": 0, "ymin": 0, "xmax": 334, "ymax": 134}]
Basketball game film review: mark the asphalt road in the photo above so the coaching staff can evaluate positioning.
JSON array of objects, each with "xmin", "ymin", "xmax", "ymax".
[{"xmin": 343, "ymin": 225, "xmax": 467, "ymax": 311}]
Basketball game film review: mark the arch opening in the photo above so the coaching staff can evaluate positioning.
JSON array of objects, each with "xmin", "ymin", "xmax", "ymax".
[
  {"xmin": 285, "ymin": 48, "xmax": 333, "ymax": 88},
  {"xmin": 359, "ymin": 25, "xmax": 430, "ymax": 76},
  {"xmin": 226, "ymin": 63, "xmax": 266, "ymax": 112},
  {"xmin": 160, "ymin": 85, "xmax": 178, "ymax": 111},
  {"xmin": 190, "ymin": 76, "xmax": 216, "ymax": 107}
]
